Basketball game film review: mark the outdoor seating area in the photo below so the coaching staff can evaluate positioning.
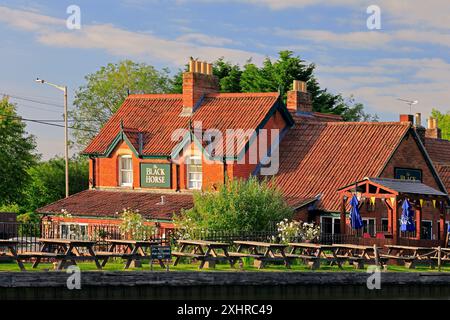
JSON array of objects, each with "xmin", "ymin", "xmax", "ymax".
[
  {"xmin": 2, "ymin": 238, "xmax": 170, "ymax": 271},
  {"xmin": 4, "ymin": 235, "xmax": 450, "ymax": 272}
]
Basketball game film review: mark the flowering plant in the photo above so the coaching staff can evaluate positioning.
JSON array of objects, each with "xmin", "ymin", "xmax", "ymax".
[
  {"xmin": 119, "ymin": 208, "xmax": 155, "ymax": 240},
  {"xmin": 276, "ymin": 219, "xmax": 320, "ymax": 243}
]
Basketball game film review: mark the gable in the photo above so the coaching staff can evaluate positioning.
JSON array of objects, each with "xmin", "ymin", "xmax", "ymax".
[{"xmin": 381, "ymin": 130, "xmax": 447, "ymax": 193}]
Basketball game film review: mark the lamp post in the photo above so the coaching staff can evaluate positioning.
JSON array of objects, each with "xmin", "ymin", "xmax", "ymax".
[{"xmin": 35, "ymin": 78, "xmax": 69, "ymax": 198}]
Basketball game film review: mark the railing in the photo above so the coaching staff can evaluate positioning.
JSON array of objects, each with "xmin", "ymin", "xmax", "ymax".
[{"xmin": 0, "ymin": 222, "xmax": 168, "ymax": 254}]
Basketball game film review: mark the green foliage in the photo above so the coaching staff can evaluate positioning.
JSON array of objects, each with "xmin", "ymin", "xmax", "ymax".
[
  {"xmin": 70, "ymin": 60, "xmax": 174, "ymax": 147},
  {"xmin": 174, "ymin": 177, "xmax": 293, "ymax": 234},
  {"xmin": 172, "ymin": 51, "xmax": 373, "ymax": 121},
  {"xmin": 0, "ymin": 98, "xmax": 38, "ymax": 206},
  {"xmin": 23, "ymin": 156, "xmax": 89, "ymax": 211},
  {"xmin": 0, "ymin": 203, "xmax": 20, "ymax": 213},
  {"xmin": 17, "ymin": 212, "xmax": 40, "ymax": 225},
  {"xmin": 431, "ymin": 109, "xmax": 450, "ymax": 140},
  {"xmin": 119, "ymin": 208, "xmax": 155, "ymax": 240}
]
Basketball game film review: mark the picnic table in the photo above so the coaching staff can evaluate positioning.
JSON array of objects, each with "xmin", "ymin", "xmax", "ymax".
[
  {"xmin": 18, "ymin": 238, "xmax": 101, "ymax": 270},
  {"xmin": 331, "ymin": 244, "xmax": 381, "ymax": 269},
  {"xmin": 382, "ymin": 245, "xmax": 436, "ymax": 269},
  {"xmin": 172, "ymin": 239, "xmax": 239, "ymax": 269},
  {"xmin": 96, "ymin": 239, "xmax": 163, "ymax": 269},
  {"xmin": 0, "ymin": 240, "xmax": 25, "ymax": 271},
  {"xmin": 233, "ymin": 240, "xmax": 290, "ymax": 269},
  {"xmin": 287, "ymin": 243, "xmax": 335, "ymax": 270}
]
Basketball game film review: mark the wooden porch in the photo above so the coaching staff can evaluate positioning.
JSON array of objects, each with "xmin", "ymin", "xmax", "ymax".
[{"xmin": 337, "ymin": 177, "xmax": 449, "ymax": 247}]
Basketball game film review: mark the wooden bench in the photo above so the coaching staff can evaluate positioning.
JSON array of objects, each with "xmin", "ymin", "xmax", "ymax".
[
  {"xmin": 285, "ymin": 253, "xmax": 320, "ymax": 270},
  {"xmin": 17, "ymin": 252, "xmax": 58, "ymax": 258},
  {"xmin": 227, "ymin": 252, "xmax": 262, "ymax": 259},
  {"xmin": 335, "ymin": 255, "xmax": 365, "ymax": 269},
  {"xmin": 171, "ymin": 251, "xmax": 204, "ymax": 266},
  {"xmin": 380, "ymin": 254, "xmax": 417, "ymax": 269}
]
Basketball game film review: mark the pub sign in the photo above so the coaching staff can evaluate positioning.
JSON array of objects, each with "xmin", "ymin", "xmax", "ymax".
[
  {"xmin": 394, "ymin": 167, "xmax": 422, "ymax": 182},
  {"xmin": 140, "ymin": 163, "xmax": 171, "ymax": 188}
]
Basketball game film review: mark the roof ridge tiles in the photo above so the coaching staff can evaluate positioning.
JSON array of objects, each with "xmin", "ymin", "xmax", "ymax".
[
  {"xmin": 127, "ymin": 94, "xmax": 183, "ymax": 99},
  {"xmin": 205, "ymin": 92, "xmax": 280, "ymax": 98}
]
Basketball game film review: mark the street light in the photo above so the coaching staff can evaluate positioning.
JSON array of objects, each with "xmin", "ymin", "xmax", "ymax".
[{"xmin": 35, "ymin": 78, "xmax": 69, "ymax": 198}]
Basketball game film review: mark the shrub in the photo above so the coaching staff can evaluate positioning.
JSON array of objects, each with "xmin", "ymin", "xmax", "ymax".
[{"xmin": 174, "ymin": 177, "xmax": 293, "ymax": 235}]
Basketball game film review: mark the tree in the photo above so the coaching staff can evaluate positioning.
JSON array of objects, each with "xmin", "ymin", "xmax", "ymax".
[
  {"xmin": 0, "ymin": 97, "xmax": 38, "ymax": 205},
  {"xmin": 23, "ymin": 156, "xmax": 89, "ymax": 211},
  {"xmin": 174, "ymin": 177, "xmax": 293, "ymax": 234},
  {"xmin": 172, "ymin": 51, "xmax": 374, "ymax": 121},
  {"xmin": 71, "ymin": 60, "xmax": 173, "ymax": 148},
  {"xmin": 431, "ymin": 109, "xmax": 450, "ymax": 140}
]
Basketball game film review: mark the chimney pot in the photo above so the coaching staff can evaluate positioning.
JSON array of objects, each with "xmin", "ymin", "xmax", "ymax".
[
  {"xmin": 415, "ymin": 113, "xmax": 422, "ymax": 127},
  {"xmin": 195, "ymin": 61, "xmax": 202, "ymax": 73},
  {"xmin": 189, "ymin": 59, "xmax": 195, "ymax": 73},
  {"xmin": 201, "ymin": 61, "xmax": 208, "ymax": 74},
  {"xmin": 428, "ymin": 117, "xmax": 434, "ymax": 129},
  {"xmin": 207, "ymin": 63, "xmax": 213, "ymax": 75}
]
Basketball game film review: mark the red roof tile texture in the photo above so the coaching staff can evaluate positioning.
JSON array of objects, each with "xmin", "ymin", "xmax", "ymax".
[
  {"xmin": 275, "ymin": 122, "xmax": 411, "ymax": 212},
  {"xmin": 36, "ymin": 190, "xmax": 193, "ymax": 220},
  {"xmin": 83, "ymin": 93, "xmax": 280, "ymax": 157},
  {"xmin": 425, "ymin": 137, "xmax": 450, "ymax": 191}
]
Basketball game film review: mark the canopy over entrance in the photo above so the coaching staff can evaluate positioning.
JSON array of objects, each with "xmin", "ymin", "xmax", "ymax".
[{"xmin": 337, "ymin": 177, "xmax": 449, "ymax": 243}]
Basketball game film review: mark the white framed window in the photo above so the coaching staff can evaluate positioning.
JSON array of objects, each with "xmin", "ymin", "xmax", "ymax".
[
  {"xmin": 60, "ymin": 223, "xmax": 88, "ymax": 240},
  {"xmin": 119, "ymin": 155, "xmax": 133, "ymax": 187},
  {"xmin": 320, "ymin": 216, "xmax": 341, "ymax": 235},
  {"xmin": 362, "ymin": 218, "xmax": 376, "ymax": 236},
  {"xmin": 187, "ymin": 155, "xmax": 202, "ymax": 190}
]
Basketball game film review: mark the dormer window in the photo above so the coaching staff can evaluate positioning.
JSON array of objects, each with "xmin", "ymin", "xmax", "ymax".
[
  {"xmin": 119, "ymin": 155, "xmax": 133, "ymax": 187},
  {"xmin": 187, "ymin": 156, "xmax": 202, "ymax": 190}
]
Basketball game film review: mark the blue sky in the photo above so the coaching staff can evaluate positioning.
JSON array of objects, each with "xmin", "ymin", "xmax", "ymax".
[{"xmin": 1, "ymin": 0, "xmax": 449, "ymax": 159}]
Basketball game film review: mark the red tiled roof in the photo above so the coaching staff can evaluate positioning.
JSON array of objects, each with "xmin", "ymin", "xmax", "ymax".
[
  {"xmin": 425, "ymin": 137, "xmax": 450, "ymax": 191},
  {"xmin": 274, "ymin": 122, "xmax": 411, "ymax": 212},
  {"xmin": 36, "ymin": 190, "xmax": 193, "ymax": 220},
  {"xmin": 291, "ymin": 112, "xmax": 343, "ymax": 124},
  {"xmin": 83, "ymin": 93, "xmax": 281, "ymax": 157}
]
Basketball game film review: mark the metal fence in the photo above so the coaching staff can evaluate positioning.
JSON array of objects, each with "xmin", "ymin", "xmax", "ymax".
[{"xmin": 0, "ymin": 221, "xmax": 168, "ymax": 254}]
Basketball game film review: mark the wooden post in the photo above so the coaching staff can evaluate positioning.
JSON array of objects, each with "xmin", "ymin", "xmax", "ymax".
[
  {"xmin": 416, "ymin": 206, "xmax": 422, "ymax": 240},
  {"xmin": 439, "ymin": 205, "xmax": 446, "ymax": 243},
  {"xmin": 373, "ymin": 244, "xmax": 379, "ymax": 268},
  {"xmin": 387, "ymin": 205, "xmax": 392, "ymax": 236},
  {"xmin": 392, "ymin": 199, "xmax": 398, "ymax": 244},
  {"xmin": 438, "ymin": 246, "xmax": 442, "ymax": 272},
  {"xmin": 340, "ymin": 196, "xmax": 347, "ymax": 235}
]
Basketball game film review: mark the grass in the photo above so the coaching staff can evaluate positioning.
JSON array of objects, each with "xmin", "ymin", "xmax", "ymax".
[{"xmin": 0, "ymin": 258, "xmax": 449, "ymax": 273}]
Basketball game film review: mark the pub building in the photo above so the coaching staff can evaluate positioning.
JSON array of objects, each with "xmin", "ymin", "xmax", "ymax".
[{"xmin": 37, "ymin": 59, "xmax": 450, "ymax": 246}]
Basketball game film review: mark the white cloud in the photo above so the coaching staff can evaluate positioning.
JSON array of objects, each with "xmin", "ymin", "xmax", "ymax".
[
  {"xmin": 0, "ymin": 6, "xmax": 264, "ymax": 66},
  {"xmin": 276, "ymin": 28, "xmax": 450, "ymax": 50},
  {"xmin": 317, "ymin": 58, "xmax": 450, "ymax": 118},
  {"xmin": 176, "ymin": 33, "xmax": 235, "ymax": 46}
]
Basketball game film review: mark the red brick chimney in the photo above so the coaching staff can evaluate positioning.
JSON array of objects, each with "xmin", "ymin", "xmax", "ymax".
[
  {"xmin": 181, "ymin": 58, "xmax": 219, "ymax": 116},
  {"xmin": 399, "ymin": 114, "xmax": 414, "ymax": 124},
  {"xmin": 426, "ymin": 116, "xmax": 442, "ymax": 139},
  {"xmin": 287, "ymin": 80, "xmax": 312, "ymax": 114}
]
